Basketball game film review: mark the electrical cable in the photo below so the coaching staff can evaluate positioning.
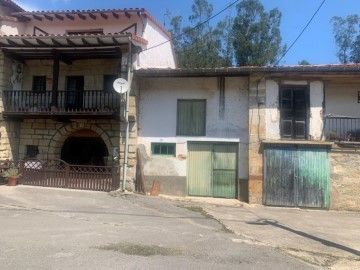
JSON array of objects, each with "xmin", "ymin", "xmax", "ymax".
[{"xmin": 142, "ymin": 0, "xmax": 241, "ymax": 52}]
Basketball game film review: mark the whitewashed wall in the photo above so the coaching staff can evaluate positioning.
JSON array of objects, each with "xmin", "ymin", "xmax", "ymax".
[
  {"xmin": 326, "ymin": 83, "xmax": 360, "ymax": 117},
  {"xmin": 138, "ymin": 77, "xmax": 249, "ymax": 179},
  {"xmin": 266, "ymin": 80, "xmax": 324, "ymax": 140}
]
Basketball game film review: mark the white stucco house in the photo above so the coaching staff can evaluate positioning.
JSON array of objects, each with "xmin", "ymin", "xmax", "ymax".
[{"xmin": 135, "ymin": 65, "xmax": 360, "ymax": 211}]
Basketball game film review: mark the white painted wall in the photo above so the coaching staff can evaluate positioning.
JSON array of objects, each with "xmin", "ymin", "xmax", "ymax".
[
  {"xmin": 137, "ymin": 19, "xmax": 175, "ymax": 68},
  {"xmin": 265, "ymin": 80, "xmax": 324, "ymax": 140},
  {"xmin": 309, "ymin": 81, "xmax": 324, "ymax": 140},
  {"xmin": 138, "ymin": 77, "xmax": 249, "ymax": 179},
  {"xmin": 326, "ymin": 83, "xmax": 360, "ymax": 117}
]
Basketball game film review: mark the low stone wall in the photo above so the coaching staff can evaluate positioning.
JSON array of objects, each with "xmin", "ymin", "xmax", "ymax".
[{"xmin": 330, "ymin": 147, "xmax": 360, "ymax": 211}]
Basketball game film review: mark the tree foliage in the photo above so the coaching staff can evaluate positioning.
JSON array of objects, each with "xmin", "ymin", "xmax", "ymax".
[
  {"xmin": 232, "ymin": 0, "xmax": 286, "ymax": 66},
  {"xmin": 331, "ymin": 15, "xmax": 359, "ymax": 64},
  {"xmin": 169, "ymin": 0, "xmax": 285, "ymax": 68},
  {"xmin": 298, "ymin": 60, "xmax": 311, "ymax": 65}
]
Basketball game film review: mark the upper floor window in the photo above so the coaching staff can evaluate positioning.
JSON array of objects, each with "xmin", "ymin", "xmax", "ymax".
[
  {"xmin": 32, "ymin": 76, "xmax": 46, "ymax": 92},
  {"xmin": 103, "ymin": 75, "xmax": 118, "ymax": 92},
  {"xmin": 176, "ymin": 99, "xmax": 206, "ymax": 136},
  {"xmin": 280, "ymin": 86, "xmax": 309, "ymax": 139},
  {"xmin": 67, "ymin": 29, "xmax": 104, "ymax": 35}
]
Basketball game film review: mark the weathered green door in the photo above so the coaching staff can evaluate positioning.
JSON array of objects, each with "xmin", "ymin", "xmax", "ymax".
[
  {"xmin": 213, "ymin": 144, "xmax": 237, "ymax": 198},
  {"xmin": 264, "ymin": 146, "xmax": 330, "ymax": 209},
  {"xmin": 188, "ymin": 143, "xmax": 237, "ymax": 198}
]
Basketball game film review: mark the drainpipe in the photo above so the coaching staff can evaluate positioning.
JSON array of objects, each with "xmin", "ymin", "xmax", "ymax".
[{"xmin": 122, "ymin": 37, "xmax": 132, "ymax": 191}]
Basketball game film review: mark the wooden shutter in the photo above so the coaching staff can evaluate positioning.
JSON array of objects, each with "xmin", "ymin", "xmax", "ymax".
[{"xmin": 177, "ymin": 100, "xmax": 206, "ymax": 136}]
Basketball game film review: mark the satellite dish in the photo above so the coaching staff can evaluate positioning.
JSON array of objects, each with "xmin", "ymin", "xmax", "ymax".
[{"xmin": 113, "ymin": 78, "xmax": 130, "ymax": 94}]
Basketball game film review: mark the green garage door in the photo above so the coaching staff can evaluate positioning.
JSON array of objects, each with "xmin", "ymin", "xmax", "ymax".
[
  {"xmin": 264, "ymin": 146, "xmax": 330, "ymax": 209},
  {"xmin": 187, "ymin": 143, "xmax": 237, "ymax": 198}
]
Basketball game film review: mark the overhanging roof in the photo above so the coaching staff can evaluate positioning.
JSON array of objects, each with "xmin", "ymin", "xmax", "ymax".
[
  {"xmin": 136, "ymin": 64, "xmax": 360, "ymax": 77},
  {"xmin": 0, "ymin": 33, "xmax": 146, "ymax": 63}
]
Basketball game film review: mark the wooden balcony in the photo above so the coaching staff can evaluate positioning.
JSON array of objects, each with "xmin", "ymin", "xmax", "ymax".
[{"xmin": 2, "ymin": 90, "xmax": 121, "ymax": 120}]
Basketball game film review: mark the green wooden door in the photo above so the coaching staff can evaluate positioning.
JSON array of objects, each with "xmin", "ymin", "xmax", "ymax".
[
  {"xmin": 188, "ymin": 143, "xmax": 237, "ymax": 198},
  {"xmin": 213, "ymin": 144, "xmax": 237, "ymax": 198},
  {"xmin": 187, "ymin": 143, "xmax": 213, "ymax": 197}
]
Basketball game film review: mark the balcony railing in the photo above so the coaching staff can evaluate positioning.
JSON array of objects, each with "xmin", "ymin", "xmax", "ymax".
[
  {"xmin": 3, "ymin": 90, "xmax": 121, "ymax": 119},
  {"xmin": 324, "ymin": 116, "xmax": 360, "ymax": 142}
]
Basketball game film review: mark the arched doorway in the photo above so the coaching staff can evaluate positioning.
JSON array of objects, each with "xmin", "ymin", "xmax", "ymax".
[{"xmin": 61, "ymin": 129, "xmax": 109, "ymax": 166}]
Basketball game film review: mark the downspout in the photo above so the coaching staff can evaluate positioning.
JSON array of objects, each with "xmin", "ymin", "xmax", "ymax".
[{"xmin": 122, "ymin": 37, "xmax": 132, "ymax": 191}]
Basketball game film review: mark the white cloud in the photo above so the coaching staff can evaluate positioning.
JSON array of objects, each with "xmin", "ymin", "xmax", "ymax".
[{"xmin": 14, "ymin": 1, "xmax": 40, "ymax": 11}]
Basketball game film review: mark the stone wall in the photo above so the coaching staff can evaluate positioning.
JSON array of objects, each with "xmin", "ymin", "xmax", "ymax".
[
  {"xmin": 248, "ymin": 76, "xmax": 266, "ymax": 204},
  {"xmin": 330, "ymin": 147, "xmax": 360, "ymax": 211}
]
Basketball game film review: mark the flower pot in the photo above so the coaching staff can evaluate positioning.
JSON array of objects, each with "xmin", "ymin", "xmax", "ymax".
[{"xmin": 7, "ymin": 177, "xmax": 18, "ymax": 186}]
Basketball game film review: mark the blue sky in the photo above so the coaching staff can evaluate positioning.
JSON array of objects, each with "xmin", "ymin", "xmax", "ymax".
[{"xmin": 12, "ymin": 0, "xmax": 360, "ymax": 65}]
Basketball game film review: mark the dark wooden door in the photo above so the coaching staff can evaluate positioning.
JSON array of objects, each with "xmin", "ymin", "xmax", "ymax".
[{"xmin": 66, "ymin": 76, "xmax": 84, "ymax": 110}]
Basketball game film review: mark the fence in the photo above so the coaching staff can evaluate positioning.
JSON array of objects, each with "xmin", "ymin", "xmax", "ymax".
[
  {"xmin": 324, "ymin": 116, "xmax": 360, "ymax": 142},
  {"xmin": 0, "ymin": 159, "xmax": 120, "ymax": 192}
]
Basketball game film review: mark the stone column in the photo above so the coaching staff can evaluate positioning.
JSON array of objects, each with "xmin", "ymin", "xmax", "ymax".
[{"xmin": 248, "ymin": 76, "xmax": 266, "ymax": 204}]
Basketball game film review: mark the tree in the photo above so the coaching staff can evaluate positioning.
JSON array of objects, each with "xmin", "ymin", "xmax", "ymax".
[
  {"xmin": 331, "ymin": 15, "xmax": 359, "ymax": 64},
  {"xmin": 298, "ymin": 60, "xmax": 311, "ymax": 65},
  {"xmin": 170, "ymin": 0, "xmax": 226, "ymax": 68},
  {"xmin": 231, "ymin": 0, "xmax": 286, "ymax": 66}
]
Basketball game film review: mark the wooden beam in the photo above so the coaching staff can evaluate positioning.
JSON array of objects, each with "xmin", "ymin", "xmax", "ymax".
[
  {"xmin": 6, "ymin": 39, "xmax": 20, "ymax": 47},
  {"xmin": 89, "ymin": 13, "xmax": 96, "ymax": 20},
  {"xmin": 33, "ymin": 15, "xmax": 43, "ymax": 21},
  {"xmin": 51, "ymin": 38, "xmax": 63, "ymax": 46},
  {"xmin": 100, "ymin": 12, "xmax": 108, "ymax": 19},
  {"xmin": 2, "ymin": 49, "xmax": 25, "ymax": 63},
  {"xmin": 96, "ymin": 37, "xmax": 106, "ymax": 46},
  {"xmin": 125, "ymin": 11, "xmax": 131, "ymax": 18},
  {"xmin": 66, "ymin": 14, "xmax": 74, "ymax": 20},
  {"xmin": 112, "ymin": 12, "xmax": 119, "ymax": 19},
  {"xmin": 21, "ymin": 39, "xmax": 34, "ymax": 47},
  {"xmin": 35, "ymin": 38, "xmax": 49, "ymax": 46},
  {"xmin": 44, "ymin": 14, "xmax": 53, "ymax": 21},
  {"xmin": 55, "ymin": 14, "xmax": 64, "ymax": 21},
  {"xmin": 78, "ymin": 13, "xmax": 86, "ymax": 20},
  {"xmin": 20, "ymin": 15, "xmax": 31, "ymax": 22},
  {"xmin": 55, "ymin": 51, "xmax": 72, "ymax": 65},
  {"xmin": 81, "ymin": 38, "xmax": 91, "ymax": 46},
  {"xmin": 112, "ymin": 37, "xmax": 120, "ymax": 46},
  {"xmin": 65, "ymin": 38, "xmax": 76, "ymax": 46}
]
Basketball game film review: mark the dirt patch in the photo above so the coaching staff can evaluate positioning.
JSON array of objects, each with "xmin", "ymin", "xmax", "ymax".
[{"xmin": 96, "ymin": 242, "xmax": 182, "ymax": 257}]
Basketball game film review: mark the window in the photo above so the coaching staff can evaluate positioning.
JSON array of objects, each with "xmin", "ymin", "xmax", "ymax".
[
  {"xmin": 26, "ymin": 145, "xmax": 39, "ymax": 158},
  {"xmin": 177, "ymin": 99, "xmax": 206, "ymax": 136},
  {"xmin": 32, "ymin": 76, "xmax": 46, "ymax": 92},
  {"xmin": 358, "ymin": 91, "xmax": 360, "ymax": 103},
  {"xmin": 67, "ymin": 29, "xmax": 104, "ymax": 35},
  {"xmin": 151, "ymin": 143, "xmax": 176, "ymax": 156},
  {"xmin": 280, "ymin": 86, "xmax": 309, "ymax": 139},
  {"xmin": 103, "ymin": 75, "xmax": 118, "ymax": 92}
]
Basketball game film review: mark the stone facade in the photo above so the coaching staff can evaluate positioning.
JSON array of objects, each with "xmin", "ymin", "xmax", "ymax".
[
  {"xmin": 330, "ymin": 147, "xmax": 360, "ymax": 211},
  {"xmin": 248, "ymin": 76, "xmax": 266, "ymax": 204}
]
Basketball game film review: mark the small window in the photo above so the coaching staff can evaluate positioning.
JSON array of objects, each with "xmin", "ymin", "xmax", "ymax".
[
  {"xmin": 177, "ymin": 99, "xmax": 206, "ymax": 136},
  {"xmin": 151, "ymin": 143, "xmax": 176, "ymax": 156},
  {"xmin": 32, "ymin": 76, "xmax": 46, "ymax": 92},
  {"xmin": 103, "ymin": 75, "xmax": 118, "ymax": 92},
  {"xmin": 26, "ymin": 145, "xmax": 39, "ymax": 158},
  {"xmin": 358, "ymin": 91, "xmax": 360, "ymax": 103}
]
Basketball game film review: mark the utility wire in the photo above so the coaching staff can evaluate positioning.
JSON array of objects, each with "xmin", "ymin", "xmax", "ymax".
[
  {"xmin": 274, "ymin": 0, "xmax": 327, "ymax": 66},
  {"xmin": 142, "ymin": 0, "xmax": 241, "ymax": 52}
]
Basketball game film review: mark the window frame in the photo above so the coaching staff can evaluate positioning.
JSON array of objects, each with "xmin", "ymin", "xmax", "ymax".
[
  {"xmin": 151, "ymin": 143, "xmax": 176, "ymax": 157},
  {"xmin": 32, "ymin": 76, "xmax": 46, "ymax": 93},
  {"xmin": 279, "ymin": 85, "xmax": 310, "ymax": 140},
  {"xmin": 176, "ymin": 99, "xmax": 206, "ymax": 136}
]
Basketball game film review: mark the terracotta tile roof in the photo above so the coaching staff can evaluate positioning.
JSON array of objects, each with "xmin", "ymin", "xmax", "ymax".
[
  {"xmin": 136, "ymin": 64, "xmax": 360, "ymax": 77},
  {"xmin": 12, "ymin": 8, "xmax": 171, "ymax": 38},
  {"xmin": 0, "ymin": 0, "xmax": 24, "ymax": 12}
]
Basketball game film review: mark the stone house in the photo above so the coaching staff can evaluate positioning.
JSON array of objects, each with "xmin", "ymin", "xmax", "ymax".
[
  {"xmin": 0, "ymin": 1, "xmax": 175, "ymax": 189},
  {"xmin": 135, "ymin": 65, "xmax": 360, "ymax": 211}
]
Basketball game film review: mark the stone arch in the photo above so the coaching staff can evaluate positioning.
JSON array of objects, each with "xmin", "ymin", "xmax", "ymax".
[{"xmin": 48, "ymin": 122, "xmax": 114, "ymax": 160}]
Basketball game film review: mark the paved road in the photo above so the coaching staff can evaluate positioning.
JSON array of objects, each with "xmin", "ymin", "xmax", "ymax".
[{"xmin": 0, "ymin": 186, "xmax": 314, "ymax": 270}]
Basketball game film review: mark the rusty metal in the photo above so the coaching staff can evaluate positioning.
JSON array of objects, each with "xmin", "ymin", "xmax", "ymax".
[{"xmin": 0, "ymin": 159, "xmax": 120, "ymax": 192}]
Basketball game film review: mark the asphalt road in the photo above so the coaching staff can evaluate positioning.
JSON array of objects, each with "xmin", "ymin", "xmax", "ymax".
[{"xmin": 0, "ymin": 186, "xmax": 314, "ymax": 270}]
